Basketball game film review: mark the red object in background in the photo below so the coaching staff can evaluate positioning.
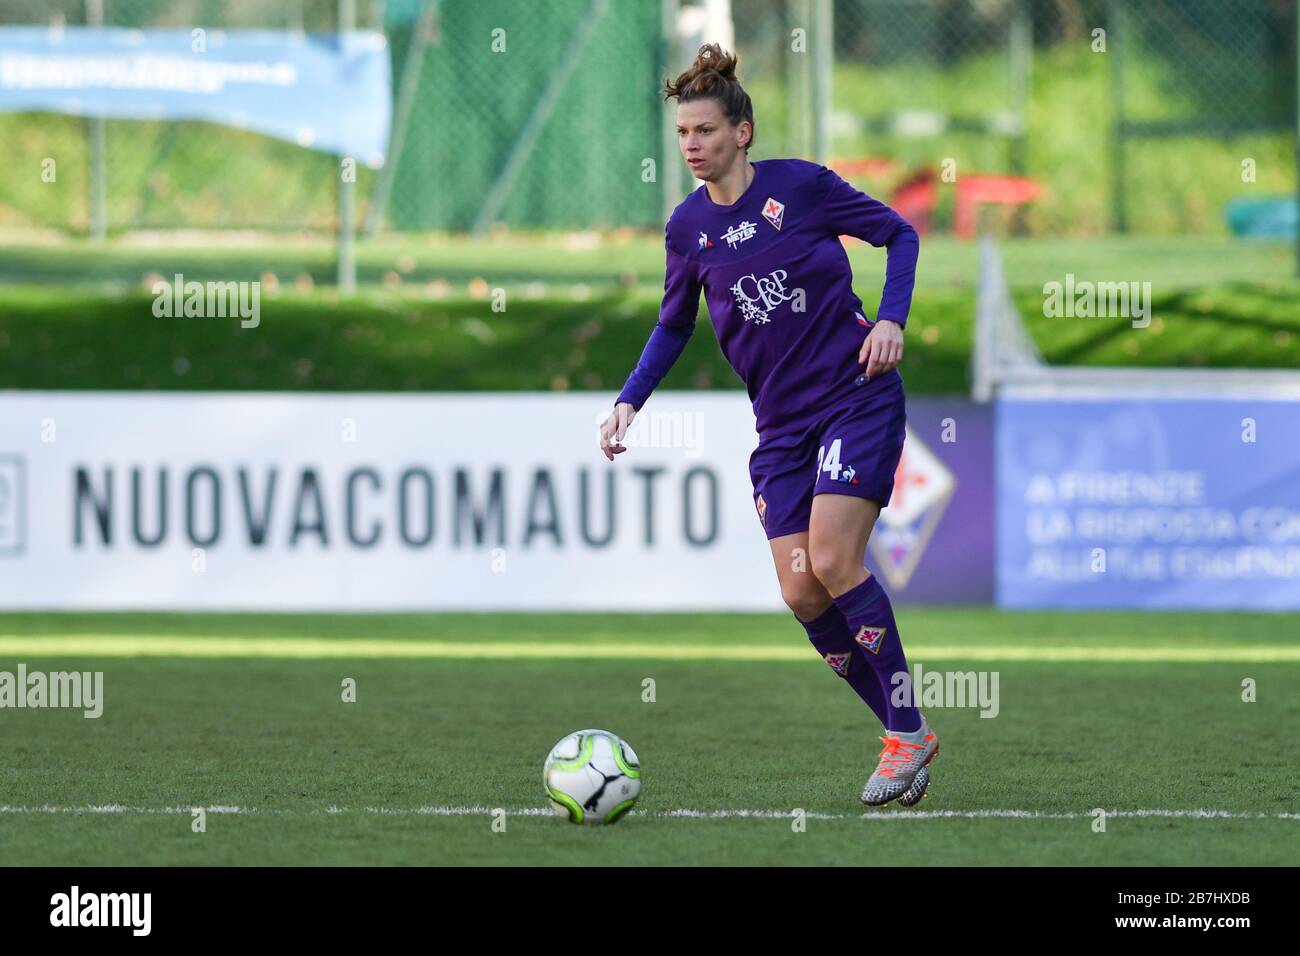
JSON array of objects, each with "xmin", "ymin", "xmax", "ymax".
[
  {"xmin": 830, "ymin": 156, "xmax": 903, "ymax": 180},
  {"xmin": 830, "ymin": 157, "xmax": 1044, "ymax": 241},
  {"xmin": 890, "ymin": 168, "xmax": 938, "ymax": 234},
  {"xmin": 953, "ymin": 175, "xmax": 1042, "ymax": 240},
  {"xmin": 829, "ymin": 157, "xmax": 938, "ymax": 236}
]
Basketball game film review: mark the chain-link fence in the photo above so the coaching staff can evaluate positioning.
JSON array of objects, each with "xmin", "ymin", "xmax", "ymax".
[
  {"xmin": 383, "ymin": 0, "xmax": 661, "ymax": 233},
  {"xmin": 1109, "ymin": 0, "xmax": 1296, "ymax": 234},
  {"xmin": 0, "ymin": 0, "xmax": 663, "ymax": 234},
  {"xmin": 0, "ymin": 0, "xmax": 1295, "ymax": 238},
  {"xmin": 826, "ymin": 0, "xmax": 1296, "ymax": 237},
  {"xmin": 0, "ymin": 0, "xmax": 384, "ymax": 232},
  {"xmin": 730, "ymin": 0, "xmax": 816, "ymax": 162}
]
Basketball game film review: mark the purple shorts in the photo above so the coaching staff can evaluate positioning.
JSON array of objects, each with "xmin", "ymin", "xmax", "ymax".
[{"xmin": 749, "ymin": 372, "xmax": 906, "ymax": 540}]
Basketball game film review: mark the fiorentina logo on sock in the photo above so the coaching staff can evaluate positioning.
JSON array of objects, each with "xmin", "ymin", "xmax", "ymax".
[
  {"xmin": 755, "ymin": 493, "xmax": 767, "ymax": 527},
  {"xmin": 823, "ymin": 651, "xmax": 851, "ymax": 676},
  {"xmin": 854, "ymin": 625, "xmax": 887, "ymax": 654}
]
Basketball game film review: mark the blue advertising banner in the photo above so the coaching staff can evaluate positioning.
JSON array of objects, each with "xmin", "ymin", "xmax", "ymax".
[
  {"xmin": 997, "ymin": 398, "xmax": 1300, "ymax": 609},
  {"xmin": 0, "ymin": 26, "xmax": 390, "ymax": 166}
]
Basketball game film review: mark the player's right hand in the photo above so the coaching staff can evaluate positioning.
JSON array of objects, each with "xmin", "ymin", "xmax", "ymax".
[{"xmin": 599, "ymin": 402, "xmax": 636, "ymax": 461}]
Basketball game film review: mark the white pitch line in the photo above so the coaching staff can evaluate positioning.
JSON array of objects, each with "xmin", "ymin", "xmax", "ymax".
[
  {"xmin": 0, "ymin": 805, "xmax": 1296, "ymax": 821},
  {"xmin": 0, "ymin": 805, "xmax": 258, "ymax": 815},
  {"xmin": 2, "ymin": 635, "xmax": 1299, "ymax": 662}
]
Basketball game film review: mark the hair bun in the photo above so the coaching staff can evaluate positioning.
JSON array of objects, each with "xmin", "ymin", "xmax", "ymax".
[
  {"xmin": 692, "ymin": 42, "xmax": 736, "ymax": 78},
  {"xmin": 662, "ymin": 43, "xmax": 754, "ymax": 150}
]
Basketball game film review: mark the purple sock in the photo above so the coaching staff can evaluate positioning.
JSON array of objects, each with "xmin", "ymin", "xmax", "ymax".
[
  {"xmin": 798, "ymin": 604, "xmax": 889, "ymax": 729},
  {"xmin": 831, "ymin": 574, "xmax": 922, "ymax": 733}
]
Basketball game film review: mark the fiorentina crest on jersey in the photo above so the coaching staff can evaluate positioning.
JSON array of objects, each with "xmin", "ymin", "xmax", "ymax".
[
  {"xmin": 823, "ymin": 651, "xmax": 851, "ymax": 676},
  {"xmin": 755, "ymin": 493, "xmax": 767, "ymax": 527},
  {"xmin": 854, "ymin": 625, "xmax": 887, "ymax": 654},
  {"xmin": 761, "ymin": 197, "xmax": 785, "ymax": 231}
]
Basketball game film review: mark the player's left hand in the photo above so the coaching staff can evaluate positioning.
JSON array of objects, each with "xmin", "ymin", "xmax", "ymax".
[{"xmin": 858, "ymin": 318, "xmax": 904, "ymax": 379}]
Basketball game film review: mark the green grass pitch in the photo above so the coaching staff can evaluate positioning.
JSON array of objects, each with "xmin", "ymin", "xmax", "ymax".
[{"xmin": 0, "ymin": 609, "xmax": 1296, "ymax": 866}]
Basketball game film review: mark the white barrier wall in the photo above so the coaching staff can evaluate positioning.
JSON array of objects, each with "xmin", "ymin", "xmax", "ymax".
[{"xmin": 0, "ymin": 392, "xmax": 783, "ymax": 611}]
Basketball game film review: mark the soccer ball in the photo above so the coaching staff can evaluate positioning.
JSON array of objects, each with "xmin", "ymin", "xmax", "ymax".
[{"xmin": 543, "ymin": 729, "xmax": 641, "ymax": 825}]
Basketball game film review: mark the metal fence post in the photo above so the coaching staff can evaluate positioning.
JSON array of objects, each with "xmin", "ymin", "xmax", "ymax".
[
  {"xmin": 365, "ymin": 0, "xmax": 438, "ymax": 237},
  {"xmin": 661, "ymin": 0, "xmax": 682, "ymax": 221},
  {"xmin": 1008, "ymin": 0, "xmax": 1031, "ymax": 175},
  {"xmin": 1108, "ymin": 0, "xmax": 1127, "ymax": 234},
  {"xmin": 338, "ymin": 0, "xmax": 357, "ymax": 293},
  {"xmin": 86, "ymin": 0, "xmax": 107, "ymax": 238},
  {"xmin": 811, "ymin": 0, "xmax": 832, "ymax": 165}
]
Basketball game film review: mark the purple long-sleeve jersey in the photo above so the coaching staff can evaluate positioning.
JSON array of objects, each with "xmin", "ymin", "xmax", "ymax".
[{"xmin": 615, "ymin": 158, "xmax": 920, "ymax": 438}]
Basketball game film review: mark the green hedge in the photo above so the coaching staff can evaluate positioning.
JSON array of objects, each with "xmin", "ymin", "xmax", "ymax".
[{"xmin": 1, "ymin": 281, "xmax": 1295, "ymax": 396}]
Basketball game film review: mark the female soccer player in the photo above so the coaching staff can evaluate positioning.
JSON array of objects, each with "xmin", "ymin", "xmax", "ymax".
[{"xmin": 598, "ymin": 43, "xmax": 938, "ymax": 807}]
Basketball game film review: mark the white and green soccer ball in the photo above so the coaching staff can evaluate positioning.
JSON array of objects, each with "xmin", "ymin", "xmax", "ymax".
[{"xmin": 543, "ymin": 729, "xmax": 641, "ymax": 825}]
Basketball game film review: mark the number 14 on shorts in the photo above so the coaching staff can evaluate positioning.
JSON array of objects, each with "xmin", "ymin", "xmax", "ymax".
[{"xmin": 816, "ymin": 438, "xmax": 859, "ymax": 485}]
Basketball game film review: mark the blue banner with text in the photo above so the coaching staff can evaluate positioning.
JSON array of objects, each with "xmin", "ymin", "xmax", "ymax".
[
  {"xmin": 997, "ymin": 398, "xmax": 1300, "ymax": 609},
  {"xmin": 0, "ymin": 26, "xmax": 390, "ymax": 166}
]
